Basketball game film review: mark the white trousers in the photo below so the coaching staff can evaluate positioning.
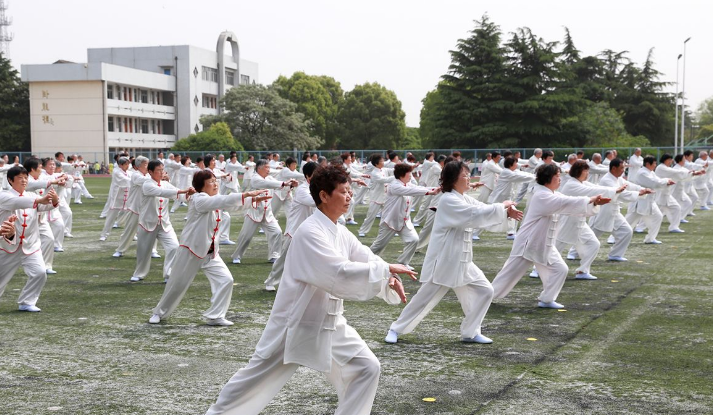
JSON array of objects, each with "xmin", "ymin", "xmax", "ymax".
[
  {"xmin": 659, "ymin": 203, "xmax": 682, "ymax": 231},
  {"xmin": 593, "ymin": 213, "xmax": 633, "ymax": 257},
  {"xmin": 491, "ymin": 248, "xmax": 569, "ymax": 303},
  {"xmin": 206, "ymin": 321, "xmax": 380, "ymax": 415},
  {"xmin": 555, "ymin": 225, "xmax": 600, "ymax": 274},
  {"xmin": 369, "ymin": 223, "xmax": 419, "ymax": 266},
  {"xmin": 708, "ymin": 182, "xmax": 713, "ymax": 204},
  {"xmin": 116, "ymin": 213, "xmax": 139, "ymax": 254},
  {"xmin": 477, "ymin": 187, "xmax": 492, "ymax": 203},
  {"xmin": 678, "ymin": 192, "xmax": 693, "ymax": 219},
  {"xmin": 357, "ymin": 202, "xmax": 382, "ymax": 235},
  {"xmin": 264, "ymin": 236, "xmax": 291, "ymax": 287},
  {"xmin": 132, "ymin": 226, "xmax": 178, "ymax": 280},
  {"xmin": 353, "ymin": 185, "xmax": 368, "ymax": 205},
  {"xmin": 232, "ymin": 217, "xmax": 282, "ymax": 261},
  {"xmin": 625, "ymin": 206, "xmax": 663, "ymax": 243},
  {"xmin": 72, "ymin": 181, "xmax": 92, "ymax": 202},
  {"xmin": 271, "ymin": 197, "xmax": 289, "ymax": 217},
  {"xmin": 59, "ymin": 203, "xmax": 73, "ymax": 235},
  {"xmin": 345, "ymin": 197, "xmax": 357, "ymax": 221},
  {"xmin": 153, "ymin": 247, "xmax": 234, "ymax": 320},
  {"xmin": 389, "ymin": 266, "xmax": 494, "ymax": 339},
  {"xmin": 685, "ymin": 187, "xmax": 699, "ymax": 216},
  {"xmin": 100, "ymin": 195, "xmax": 112, "ymax": 218},
  {"xmin": 412, "ymin": 195, "xmax": 430, "ymax": 225},
  {"xmin": 0, "ymin": 250, "xmax": 47, "ymax": 306},
  {"xmin": 695, "ymin": 186, "xmax": 710, "ymax": 209},
  {"xmin": 514, "ymin": 182, "xmax": 529, "ymax": 203},
  {"xmin": 101, "ymin": 208, "xmax": 122, "ymax": 239},
  {"xmin": 171, "ymin": 193, "xmax": 187, "ymax": 213},
  {"xmin": 416, "ymin": 209, "xmax": 436, "ymax": 252},
  {"xmin": 39, "ymin": 222, "xmax": 55, "ymax": 270},
  {"xmin": 218, "ymin": 211, "xmax": 232, "ymax": 242},
  {"xmin": 49, "ymin": 217, "xmax": 65, "ymax": 251}
]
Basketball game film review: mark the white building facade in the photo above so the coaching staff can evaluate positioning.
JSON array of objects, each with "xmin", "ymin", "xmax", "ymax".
[{"xmin": 21, "ymin": 32, "xmax": 258, "ymax": 162}]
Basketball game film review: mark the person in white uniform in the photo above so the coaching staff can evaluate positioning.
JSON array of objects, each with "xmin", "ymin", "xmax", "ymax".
[
  {"xmin": 477, "ymin": 152, "xmax": 503, "ymax": 203},
  {"xmin": 489, "ymin": 157, "xmax": 535, "ymax": 239},
  {"xmin": 100, "ymin": 153, "xmax": 127, "ymax": 219},
  {"xmin": 205, "ymin": 165, "xmax": 415, "ymax": 415},
  {"xmin": 149, "ymin": 170, "xmax": 269, "ymax": 326},
  {"xmin": 385, "ymin": 160, "xmax": 522, "ymax": 345},
  {"xmin": 272, "ymin": 157, "xmax": 305, "ymax": 217},
  {"xmin": 625, "ymin": 156, "xmax": 673, "ymax": 245},
  {"xmin": 130, "ymin": 160, "xmax": 195, "ymax": 282},
  {"xmin": 263, "ymin": 162, "xmax": 319, "ymax": 292},
  {"xmin": 24, "ymin": 158, "xmax": 64, "ymax": 274},
  {"xmin": 113, "ymin": 156, "xmax": 152, "ymax": 257},
  {"xmin": 627, "ymin": 148, "xmax": 644, "ymax": 183},
  {"xmin": 369, "ymin": 163, "xmax": 440, "ymax": 269},
  {"xmin": 672, "ymin": 154, "xmax": 705, "ymax": 222},
  {"xmin": 42, "ymin": 160, "xmax": 70, "ymax": 252},
  {"xmin": 655, "ymin": 154, "xmax": 702, "ymax": 233},
  {"xmin": 491, "ymin": 163, "xmax": 609, "ymax": 309},
  {"xmin": 514, "ymin": 148, "xmax": 542, "ymax": 203},
  {"xmin": 0, "ymin": 166, "xmax": 59, "ymax": 312},
  {"xmin": 587, "ymin": 153, "xmax": 610, "ymax": 184},
  {"xmin": 693, "ymin": 151, "xmax": 711, "ymax": 210},
  {"xmin": 100, "ymin": 157, "xmax": 131, "ymax": 241},
  {"xmin": 231, "ymin": 159, "xmax": 298, "ymax": 264},
  {"xmin": 358, "ymin": 154, "xmax": 395, "ymax": 237}
]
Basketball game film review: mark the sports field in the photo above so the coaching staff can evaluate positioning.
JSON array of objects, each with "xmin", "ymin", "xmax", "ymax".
[{"xmin": 1, "ymin": 177, "xmax": 711, "ymax": 414}]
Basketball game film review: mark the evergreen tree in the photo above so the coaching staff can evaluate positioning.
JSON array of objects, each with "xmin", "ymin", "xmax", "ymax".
[
  {"xmin": 0, "ymin": 53, "xmax": 30, "ymax": 151},
  {"xmin": 337, "ymin": 82, "xmax": 406, "ymax": 149}
]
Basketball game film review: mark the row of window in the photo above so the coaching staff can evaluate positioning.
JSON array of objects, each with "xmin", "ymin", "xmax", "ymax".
[
  {"xmin": 107, "ymin": 85, "xmax": 163, "ymax": 105},
  {"xmin": 202, "ymin": 95, "xmax": 218, "ymax": 109},
  {"xmin": 108, "ymin": 116, "xmax": 163, "ymax": 135},
  {"xmin": 200, "ymin": 66, "xmax": 250, "ymax": 86}
]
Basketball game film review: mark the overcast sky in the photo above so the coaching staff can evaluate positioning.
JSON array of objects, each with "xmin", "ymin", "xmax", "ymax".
[{"xmin": 7, "ymin": 0, "xmax": 712, "ymax": 128}]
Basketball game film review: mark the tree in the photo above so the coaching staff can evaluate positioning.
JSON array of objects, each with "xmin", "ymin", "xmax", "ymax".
[
  {"xmin": 571, "ymin": 101, "xmax": 650, "ymax": 148},
  {"xmin": 273, "ymin": 72, "xmax": 343, "ymax": 149},
  {"xmin": 695, "ymin": 96, "xmax": 713, "ymax": 127},
  {"xmin": 0, "ymin": 53, "xmax": 30, "ymax": 151},
  {"xmin": 337, "ymin": 82, "xmax": 406, "ymax": 149},
  {"xmin": 403, "ymin": 127, "xmax": 422, "ymax": 149},
  {"xmin": 172, "ymin": 122, "xmax": 244, "ymax": 152},
  {"xmin": 203, "ymin": 84, "xmax": 322, "ymax": 151}
]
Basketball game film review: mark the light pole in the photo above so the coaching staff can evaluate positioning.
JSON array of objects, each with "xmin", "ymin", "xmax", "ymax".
[
  {"xmin": 674, "ymin": 53, "xmax": 682, "ymax": 154},
  {"xmin": 680, "ymin": 37, "xmax": 691, "ymax": 153}
]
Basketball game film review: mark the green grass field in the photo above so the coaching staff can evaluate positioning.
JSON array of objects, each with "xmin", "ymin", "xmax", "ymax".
[{"xmin": 1, "ymin": 176, "xmax": 712, "ymax": 414}]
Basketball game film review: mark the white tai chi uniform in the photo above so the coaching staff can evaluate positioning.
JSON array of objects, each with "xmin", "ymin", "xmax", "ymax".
[
  {"xmin": 46, "ymin": 172, "xmax": 72, "ymax": 250},
  {"xmin": 241, "ymin": 161, "xmax": 256, "ymax": 191},
  {"xmin": 515, "ymin": 155, "xmax": 541, "ymax": 203},
  {"xmin": 412, "ymin": 159, "xmax": 438, "ymax": 225},
  {"xmin": 389, "ymin": 191, "xmax": 508, "ymax": 339},
  {"xmin": 625, "ymin": 168, "xmax": 667, "ymax": 242},
  {"xmin": 489, "ymin": 168, "xmax": 535, "ymax": 236},
  {"xmin": 170, "ymin": 165, "xmax": 200, "ymax": 213},
  {"xmin": 265, "ymin": 182, "xmax": 316, "ymax": 288},
  {"xmin": 345, "ymin": 163, "xmax": 368, "ymax": 221},
  {"xmin": 115, "ymin": 170, "xmax": 152, "ymax": 255},
  {"xmin": 130, "ymin": 179, "xmax": 180, "ymax": 281},
  {"xmin": 152, "ymin": 192, "xmax": 250, "ymax": 322},
  {"xmin": 369, "ymin": 180, "xmax": 434, "ymax": 266},
  {"xmin": 101, "ymin": 167, "xmax": 130, "ymax": 239},
  {"xmin": 693, "ymin": 158, "xmax": 711, "ymax": 209},
  {"xmin": 100, "ymin": 162, "xmax": 119, "ymax": 218},
  {"xmin": 672, "ymin": 163, "xmax": 696, "ymax": 219},
  {"xmin": 654, "ymin": 163, "xmax": 692, "ymax": 232},
  {"xmin": 588, "ymin": 173, "xmax": 641, "ymax": 256},
  {"xmin": 231, "ymin": 174, "xmax": 285, "ymax": 262},
  {"xmin": 627, "ymin": 154, "xmax": 643, "ymax": 183},
  {"xmin": 477, "ymin": 159, "xmax": 503, "ymax": 203},
  {"xmin": 358, "ymin": 167, "xmax": 395, "ymax": 236},
  {"xmin": 0, "ymin": 188, "xmax": 57, "ymax": 307},
  {"xmin": 492, "ymin": 185, "xmax": 596, "ymax": 304},
  {"xmin": 272, "ymin": 168, "xmax": 304, "ymax": 217},
  {"xmin": 27, "ymin": 177, "xmax": 57, "ymax": 271},
  {"xmin": 206, "ymin": 209, "xmax": 401, "ymax": 415},
  {"xmin": 556, "ymin": 179, "xmax": 618, "ymax": 275},
  {"xmin": 587, "ymin": 161, "xmax": 609, "ymax": 184}
]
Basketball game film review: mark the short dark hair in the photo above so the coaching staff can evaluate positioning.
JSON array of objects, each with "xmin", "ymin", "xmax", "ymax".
[
  {"xmin": 196, "ymin": 156, "xmax": 204, "ymax": 165},
  {"xmin": 535, "ymin": 163, "xmax": 560, "ymax": 186},
  {"xmin": 285, "ymin": 157, "xmax": 297, "ymax": 167},
  {"xmin": 425, "ymin": 151, "xmax": 435, "ymax": 160},
  {"xmin": 440, "ymin": 161, "xmax": 467, "ymax": 193},
  {"xmin": 609, "ymin": 158, "xmax": 624, "ymax": 171},
  {"xmin": 576, "ymin": 151, "xmax": 584, "ymax": 156},
  {"xmin": 204, "ymin": 154, "xmax": 215, "ymax": 167},
  {"xmin": 451, "ymin": 151, "xmax": 461, "ymax": 158},
  {"xmin": 502, "ymin": 150, "xmax": 513, "ymax": 159},
  {"xmin": 542, "ymin": 151, "xmax": 554, "ymax": 160},
  {"xmin": 369, "ymin": 153, "xmax": 383, "ymax": 166},
  {"xmin": 604, "ymin": 150, "xmax": 612, "ymax": 158},
  {"xmin": 684, "ymin": 150, "xmax": 694, "ymax": 157},
  {"xmin": 309, "ymin": 165, "xmax": 350, "ymax": 206},
  {"xmin": 7, "ymin": 166, "xmax": 28, "ymax": 182},
  {"xmin": 41, "ymin": 157, "xmax": 53, "ymax": 168},
  {"xmin": 302, "ymin": 161, "xmax": 318, "ymax": 179},
  {"xmin": 55, "ymin": 151, "xmax": 64, "ymax": 159},
  {"xmin": 192, "ymin": 169, "xmax": 216, "ymax": 192},
  {"xmin": 302, "ymin": 151, "xmax": 311, "ymax": 161},
  {"xmin": 148, "ymin": 160, "xmax": 163, "ymax": 172},
  {"xmin": 644, "ymin": 156, "xmax": 657, "ymax": 166},
  {"xmin": 394, "ymin": 163, "xmax": 414, "ymax": 179},
  {"xmin": 659, "ymin": 154, "xmax": 673, "ymax": 164},
  {"xmin": 569, "ymin": 160, "xmax": 589, "ymax": 178},
  {"xmin": 340, "ymin": 152, "xmax": 350, "ymax": 162},
  {"xmin": 674, "ymin": 154, "xmax": 685, "ymax": 164},
  {"xmin": 492, "ymin": 151, "xmax": 501, "ymax": 159},
  {"xmin": 388, "ymin": 151, "xmax": 399, "ymax": 161},
  {"xmin": 23, "ymin": 157, "xmax": 41, "ymax": 173},
  {"xmin": 436, "ymin": 154, "xmax": 447, "ymax": 163},
  {"xmin": 503, "ymin": 157, "xmax": 517, "ymax": 169}
]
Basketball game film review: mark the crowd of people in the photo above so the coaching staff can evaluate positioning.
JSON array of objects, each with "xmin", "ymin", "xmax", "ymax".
[{"xmin": 1, "ymin": 146, "xmax": 711, "ymax": 414}]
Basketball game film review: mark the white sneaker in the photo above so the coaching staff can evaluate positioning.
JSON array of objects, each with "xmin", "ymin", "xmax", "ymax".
[
  {"xmin": 133, "ymin": 235, "xmax": 138, "ymax": 241},
  {"xmin": 265, "ymin": 285, "xmax": 276, "ymax": 292},
  {"xmin": 258, "ymin": 228, "xmax": 264, "ymax": 233},
  {"xmin": 149, "ymin": 314, "xmax": 161, "ymax": 324},
  {"xmin": 99, "ymin": 215, "xmax": 106, "ymax": 219},
  {"xmin": 46, "ymin": 269, "xmax": 57, "ymax": 275},
  {"xmin": 358, "ymin": 233, "xmax": 365, "ymax": 237},
  {"xmin": 112, "ymin": 252, "xmax": 123, "ymax": 258},
  {"xmin": 506, "ymin": 234, "xmax": 516, "ymax": 240},
  {"xmin": 607, "ymin": 236, "xmax": 615, "ymax": 244},
  {"xmin": 575, "ymin": 273, "xmax": 597, "ymax": 280},
  {"xmin": 376, "ymin": 214, "xmax": 381, "ymax": 218},
  {"xmin": 180, "ymin": 202, "xmax": 188, "ymax": 207},
  {"xmin": 538, "ymin": 301, "xmax": 565, "ymax": 309},
  {"xmin": 19, "ymin": 304, "xmax": 41, "ymax": 312},
  {"xmin": 99, "ymin": 236, "xmax": 106, "ymax": 242},
  {"xmin": 64, "ymin": 233, "xmax": 74, "ymax": 238},
  {"xmin": 54, "ymin": 248, "xmax": 64, "ymax": 253},
  {"xmin": 151, "ymin": 252, "xmax": 161, "ymax": 258},
  {"xmin": 404, "ymin": 264, "xmax": 415, "ymax": 271},
  {"xmin": 232, "ymin": 258, "xmax": 241, "ymax": 264},
  {"xmin": 385, "ymin": 329, "xmax": 398, "ymax": 344},
  {"xmin": 472, "ymin": 235, "xmax": 480, "ymax": 241},
  {"xmin": 220, "ymin": 240, "xmax": 236, "ymax": 245},
  {"xmin": 206, "ymin": 317, "xmax": 234, "ymax": 326},
  {"xmin": 345, "ymin": 219, "xmax": 358, "ymax": 225},
  {"xmin": 462, "ymin": 333, "xmax": 493, "ymax": 344},
  {"xmin": 130, "ymin": 276, "xmax": 142, "ymax": 282},
  {"xmin": 74, "ymin": 200, "xmax": 82, "ymax": 205},
  {"xmin": 529, "ymin": 269, "xmax": 539, "ymax": 278},
  {"xmin": 112, "ymin": 222, "xmax": 119, "ymax": 229},
  {"xmin": 566, "ymin": 253, "xmax": 579, "ymax": 260},
  {"xmin": 268, "ymin": 257, "xmax": 277, "ymax": 263},
  {"xmin": 413, "ymin": 222, "xmax": 420, "ymax": 227}
]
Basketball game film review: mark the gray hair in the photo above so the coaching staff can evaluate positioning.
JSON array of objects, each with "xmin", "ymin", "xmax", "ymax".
[
  {"xmin": 534, "ymin": 148, "xmax": 543, "ymax": 156},
  {"xmin": 118, "ymin": 157, "xmax": 130, "ymax": 166},
  {"xmin": 134, "ymin": 156, "xmax": 149, "ymax": 168}
]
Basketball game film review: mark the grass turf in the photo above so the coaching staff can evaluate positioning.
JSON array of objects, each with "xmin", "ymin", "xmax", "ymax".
[{"xmin": 0, "ymin": 176, "xmax": 711, "ymax": 414}]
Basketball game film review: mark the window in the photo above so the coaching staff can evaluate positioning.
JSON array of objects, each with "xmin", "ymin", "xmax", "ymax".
[
  {"xmin": 108, "ymin": 117, "xmax": 114, "ymax": 132},
  {"xmin": 151, "ymin": 120, "xmax": 156, "ymax": 134},
  {"xmin": 162, "ymin": 67, "xmax": 172, "ymax": 76},
  {"xmin": 107, "ymin": 85, "xmax": 113, "ymax": 100},
  {"xmin": 140, "ymin": 90, "xmax": 148, "ymax": 104},
  {"xmin": 133, "ymin": 89, "xmax": 138, "ymax": 102},
  {"xmin": 141, "ymin": 119, "xmax": 149, "ymax": 134},
  {"xmin": 202, "ymin": 66, "xmax": 218, "ymax": 83},
  {"xmin": 226, "ymin": 69, "xmax": 235, "ymax": 86},
  {"xmin": 240, "ymin": 74, "xmax": 250, "ymax": 85},
  {"xmin": 202, "ymin": 94, "xmax": 217, "ymax": 109}
]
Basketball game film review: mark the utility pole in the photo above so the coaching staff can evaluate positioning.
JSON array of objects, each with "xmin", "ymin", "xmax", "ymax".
[{"xmin": 0, "ymin": 0, "xmax": 13, "ymax": 57}]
